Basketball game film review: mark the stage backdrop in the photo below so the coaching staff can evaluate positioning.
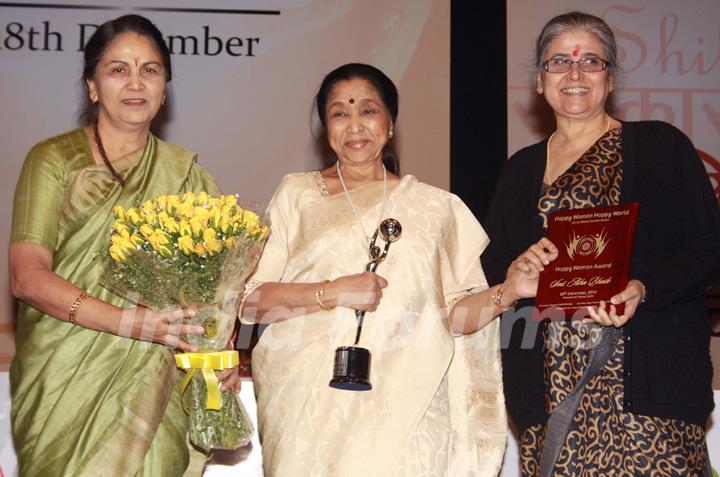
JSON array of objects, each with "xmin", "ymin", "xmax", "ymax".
[{"xmin": 0, "ymin": 0, "xmax": 450, "ymax": 369}]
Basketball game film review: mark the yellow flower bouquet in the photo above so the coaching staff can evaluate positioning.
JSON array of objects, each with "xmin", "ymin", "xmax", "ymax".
[{"xmin": 102, "ymin": 191, "xmax": 268, "ymax": 450}]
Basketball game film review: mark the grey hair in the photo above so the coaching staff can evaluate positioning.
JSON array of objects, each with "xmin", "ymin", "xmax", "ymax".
[{"xmin": 535, "ymin": 11, "xmax": 618, "ymax": 81}]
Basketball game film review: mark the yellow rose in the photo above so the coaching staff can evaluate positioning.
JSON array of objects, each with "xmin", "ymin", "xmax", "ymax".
[
  {"xmin": 257, "ymin": 225, "xmax": 269, "ymax": 240},
  {"xmin": 155, "ymin": 229, "xmax": 171, "ymax": 245},
  {"xmin": 109, "ymin": 244, "xmax": 128, "ymax": 262},
  {"xmin": 113, "ymin": 221, "xmax": 131, "ymax": 238},
  {"xmin": 179, "ymin": 220, "xmax": 192, "ymax": 236},
  {"xmin": 129, "ymin": 234, "xmax": 144, "ymax": 247},
  {"xmin": 165, "ymin": 195, "xmax": 180, "ymax": 212},
  {"xmin": 142, "ymin": 210, "xmax": 159, "ymax": 228},
  {"xmin": 231, "ymin": 216, "xmax": 245, "ymax": 233},
  {"xmin": 182, "ymin": 191, "xmax": 196, "ymax": 204},
  {"xmin": 224, "ymin": 236, "xmax": 236, "ymax": 248},
  {"xmin": 155, "ymin": 243, "xmax": 173, "ymax": 257},
  {"xmin": 176, "ymin": 202, "xmax": 194, "ymax": 219},
  {"xmin": 244, "ymin": 210, "xmax": 260, "ymax": 223},
  {"xmin": 163, "ymin": 217, "xmax": 180, "ymax": 233},
  {"xmin": 203, "ymin": 227, "xmax": 217, "ymax": 243},
  {"xmin": 223, "ymin": 195, "xmax": 238, "ymax": 207},
  {"xmin": 247, "ymin": 222, "xmax": 261, "ymax": 237},
  {"xmin": 139, "ymin": 224, "xmax": 155, "ymax": 239},
  {"xmin": 190, "ymin": 216, "xmax": 205, "ymax": 236},
  {"xmin": 112, "ymin": 205, "xmax": 126, "ymax": 221},
  {"xmin": 178, "ymin": 235, "xmax": 195, "ymax": 255},
  {"xmin": 155, "ymin": 212, "xmax": 178, "ymax": 233},
  {"xmin": 194, "ymin": 206, "xmax": 211, "ymax": 220},
  {"xmin": 156, "ymin": 196, "xmax": 168, "ymax": 211},
  {"xmin": 109, "ymin": 236, "xmax": 135, "ymax": 261},
  {"xmin": 194, "ymin": 242, "xmax": 207, "ymax": 256},
  {"xmin": 110, "ymin": 234, "xmax": 131, "ymax": 247},
  {"xmin": 206, "ymin": 239, "xmax": 223, "ymax": 255},
  {"xmin": 211, "ymin": 209, "xmax": 222, "ymax": 229},
  {"xmin": 141, "ymin": 199, "xmax": 157, "ymax": 214},
  {"xmin": 197, "ymin": 191, "xmax": 209, "ymax": 205},
  {"xmin": 147, "ymin": 230, "xmax": 172, "ymax": 257},
  {"xmin": 220, "ymin": 213, "xmax": 231, "ymax": 234},
  {"xmin": 126, "ymin": 208, "xmax": 142, "ymax": 225}
]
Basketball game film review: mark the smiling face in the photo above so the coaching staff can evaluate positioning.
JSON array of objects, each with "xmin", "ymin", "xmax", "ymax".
[
  {"xmin": 325, "ymin": 77, "xmax": 393, "ymax": 167},
  {"xmin": 537, "ymin": 30, "xmax": 613, "ymax": 122},
  {"xmin": 86, "ymin": 32, "xmax": 167, "ymax": 131}
]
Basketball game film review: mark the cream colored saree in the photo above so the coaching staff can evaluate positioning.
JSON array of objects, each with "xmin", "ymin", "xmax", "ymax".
[{"xmin": 247, "ymin": 172, "xmax": 506, "ymax": 477}]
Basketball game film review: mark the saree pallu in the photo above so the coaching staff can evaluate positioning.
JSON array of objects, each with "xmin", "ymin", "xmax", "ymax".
[
  {"xmin": 247, "ymin": 173, "xmax": 506, "ymax": 477},
  {"xmin": 10, "ymin": 128, "xmax": 220, "ymax": 476}
]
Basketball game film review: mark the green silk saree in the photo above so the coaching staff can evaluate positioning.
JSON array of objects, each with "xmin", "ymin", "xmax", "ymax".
[{"xmin": 10, "ymin": 128, "xmax": 220, "ymax": 476}]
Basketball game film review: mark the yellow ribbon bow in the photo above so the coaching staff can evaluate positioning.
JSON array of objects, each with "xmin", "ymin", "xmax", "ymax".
[{"xmin": 175, "ymin": 350, "xmax": 239, "ymax": 411}]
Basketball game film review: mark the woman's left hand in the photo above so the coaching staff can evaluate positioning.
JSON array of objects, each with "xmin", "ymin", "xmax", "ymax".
[{"xmin": 586, "ymin": 279, "xmax": 646, "ymax": 327}]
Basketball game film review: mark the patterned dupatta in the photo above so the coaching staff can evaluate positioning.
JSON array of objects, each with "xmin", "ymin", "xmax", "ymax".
[{"xmin": 535, "ymin": 128, "xmax": 624, "ymax": 477}]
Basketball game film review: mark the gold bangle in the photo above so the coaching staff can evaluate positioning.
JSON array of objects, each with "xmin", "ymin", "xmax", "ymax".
[
  {"xmin": 314, "ymin": 280, "xmax": 332, "ymax": 311},
  {"xmin": 492, "ymin": 284, "xmax": 516, "ymax": 311},
  {"xmin": 69, "ymin": 292, "xmax": 90, "ymax": 325}
]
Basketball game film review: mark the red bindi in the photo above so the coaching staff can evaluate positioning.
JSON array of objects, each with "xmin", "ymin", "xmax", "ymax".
[
  {"xmin": 571, "ymin": 45, "xmax": 580, "ymax": 57},
  {"xmin": 348, "ymin": 98, "xmax": 355, "ymax": 104}
]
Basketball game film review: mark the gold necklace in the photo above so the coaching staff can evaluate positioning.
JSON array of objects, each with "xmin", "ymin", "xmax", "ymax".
[{"xmin": 544, "ymin": 114, "xmax": 612, "ymax": 186}]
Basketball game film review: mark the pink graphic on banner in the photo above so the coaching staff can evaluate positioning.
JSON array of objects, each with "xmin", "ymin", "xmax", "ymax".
[{"xmin": 698, "ymin": 149, "xmax": 720, "ymax": 204}]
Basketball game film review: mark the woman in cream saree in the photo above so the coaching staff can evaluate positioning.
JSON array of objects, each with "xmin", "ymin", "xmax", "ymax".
[
  {"xmin": 243, "ymin": 63, "xmax": 549, "ymax": 477},
  {"xmin": 245, "ymin": 172, "xmax": 507, "ymax": 476}
]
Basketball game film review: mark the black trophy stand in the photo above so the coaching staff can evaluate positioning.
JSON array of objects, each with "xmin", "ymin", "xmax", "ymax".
[{"xmin": 329, "ymin": 219, "xmax": 402, "ymax": 391}]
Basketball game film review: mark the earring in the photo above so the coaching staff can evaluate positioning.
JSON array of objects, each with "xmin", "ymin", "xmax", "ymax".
[
  {"xmin": 537, "ymin": 87, "xmax": 544, "ymax": 94},
  {"xmin": 389, "ymin": 129, "xmax": 394, "ymax": 138}
]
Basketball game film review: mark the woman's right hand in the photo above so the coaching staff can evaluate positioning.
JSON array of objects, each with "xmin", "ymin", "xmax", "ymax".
[
  {"xmin": 325, "ymin": 271, "xmax": 389, "ymax": 311},
  {"xmin": 503, "ymin": 237, "xmax": 559, "ymax": 302},
  {"xmin": 118, "ymin": 306, "xmax": 204, "ymax": 352}
]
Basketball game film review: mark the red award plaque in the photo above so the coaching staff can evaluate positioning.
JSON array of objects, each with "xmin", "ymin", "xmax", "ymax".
[{"xmin": 535, "ymin": 203, "xmax": 639, "ymax": 319}]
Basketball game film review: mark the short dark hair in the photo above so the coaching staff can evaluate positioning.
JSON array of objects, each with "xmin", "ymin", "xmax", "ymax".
[
  {"xmin": 81, "ymin": 14, "xmax": 171, "ymax": 124},
  {"xmin": 315, "ymin": 63, "xmax": 400, "ymax": 174}
]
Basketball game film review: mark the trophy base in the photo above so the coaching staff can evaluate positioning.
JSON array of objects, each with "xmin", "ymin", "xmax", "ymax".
[
  {"xmin": 329, "ymin": 376, "xmax": 372, "ymax": 391},
  {"xmin": 329, "ymin": 346, "xmax": 371, "ymax": 391}
]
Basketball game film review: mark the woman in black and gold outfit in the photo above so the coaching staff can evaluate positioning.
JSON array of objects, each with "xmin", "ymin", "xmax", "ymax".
[{"xmin": 480, "ymin": 11, "xmax": 720, "ymax": 477}]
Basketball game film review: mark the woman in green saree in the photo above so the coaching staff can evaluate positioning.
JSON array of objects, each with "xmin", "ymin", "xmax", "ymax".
[{"xmin": 9, "ymin": 15, "xmax": 238, "ymax": 476}]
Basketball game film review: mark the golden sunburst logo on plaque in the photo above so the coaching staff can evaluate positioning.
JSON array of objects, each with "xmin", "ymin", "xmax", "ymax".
[{"xmin": 565, "ymin": 229, "xmax": 610, "ymax": 260}]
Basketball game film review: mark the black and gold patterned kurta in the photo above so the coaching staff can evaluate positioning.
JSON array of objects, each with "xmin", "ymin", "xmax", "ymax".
[{"xmin": 520, "ymin": 128, "xmax": 707, "ymax": 477}]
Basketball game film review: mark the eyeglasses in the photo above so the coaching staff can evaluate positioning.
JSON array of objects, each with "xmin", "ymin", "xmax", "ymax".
[{"xmin": 542, "ymin": 57, "xmax": 611, "ymax": 73}]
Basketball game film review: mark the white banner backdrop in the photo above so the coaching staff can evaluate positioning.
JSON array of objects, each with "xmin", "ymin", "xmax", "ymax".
[{"xmin": 0, "ymin": 0, "xmax": 450, "ymax": 368}]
